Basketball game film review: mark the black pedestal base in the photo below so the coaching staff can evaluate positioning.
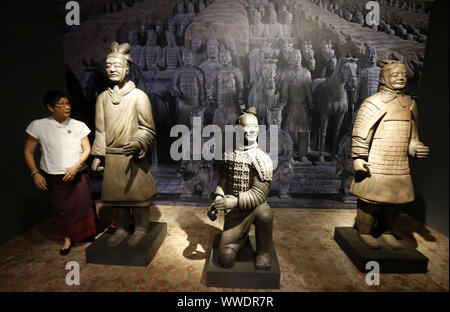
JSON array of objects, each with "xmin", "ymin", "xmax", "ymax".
[
  {"xmin": 85, "ymin": 222, "xmax": 167, "ymax": 266},
  {"xmin": 334, "ymin": 227, "xmax": 428, "ymax": 273},
  {"xmin": 206, "ymin": 234, "xmax": 280, "ymax": 289}
]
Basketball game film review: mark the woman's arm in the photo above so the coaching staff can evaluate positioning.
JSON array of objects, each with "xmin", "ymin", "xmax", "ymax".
[
  {"xmin": 62, "ymin": 136, "xmax": 91, "ymax": 182},
  {"xmin": 24, "ymin": 135, "xmax": 47, "ymax": 190}
]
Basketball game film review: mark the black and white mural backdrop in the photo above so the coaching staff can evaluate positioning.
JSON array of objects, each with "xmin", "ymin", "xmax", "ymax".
[{"xmin": 59, "ymin": 0, "xmax": 433, "ymax": 207}]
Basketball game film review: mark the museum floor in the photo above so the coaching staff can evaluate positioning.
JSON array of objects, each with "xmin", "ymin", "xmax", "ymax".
[{"xmin": 0, "ymin": 205, "xmax": 448, "ymax": 292}]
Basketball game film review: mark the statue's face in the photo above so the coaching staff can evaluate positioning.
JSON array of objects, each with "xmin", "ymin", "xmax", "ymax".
[
  {"xmin": 192, "ymin": 36, "xmax": 202, "ymax": 51},
  {"xmin": 225, "ymin": 38, "xmax": 235, "ymax": 51},
  {"xmin": 207, "ymin": 44, "xmax": 218, "ymax": 58},
  {"xmin": 268, "ymin": 10, "xmax": 277, "ymax": 23},
  {"xmin": 219, "ymin": 52, "xmax": 231, "ymax": 66},
  {"xmin": 106, "ymin": 56, "xmax": 128, "ymax": 83},
  {"xmin": 241, "ymin": 114, "xmax": 259, "ymax": 145},
  {"xmin": 285, "ymin": 13, "xmax": 293, "ymax": 24},
  {"xmin": 182, "ymin": 50, "xmax": 194, "ymax": 65},
  {"xmin": 383, "ymin": 64, "xmax": 407, "ymax": 90}
]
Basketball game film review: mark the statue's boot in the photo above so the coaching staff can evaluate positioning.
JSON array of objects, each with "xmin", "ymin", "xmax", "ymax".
[
  {"xmin": 380, "ymin": 207, "xmax": 403, "ymax": 249},
  {"xmin": 107, "ymin": 229, "xmax": 128, "ymax": 247},
  {"xmin": 358, "ymin": 233, "xmax": 381, "ymax": 249},
  {"xmin": 355, "ymin": 202, "xmax": 381, "ymax": 249},
  {"xmin": 128, "ymin": 229, "xmax": 147, "ymax": 246},
  {"xmin": 128, "ymin": 206, "xmax": 150, "ymax": 246},
  {"xmin": 381, "ymin": 233, "xmax": 404, "ymax": 250},
  {"xmin": 256, "ymin": 253, "xmax": 272, "ymax": 270},
  {"xmin": 254, "ymin": 204, "xmax": 274, "ymax": 270},
  {"xmin": 307, "ymin": 131, "xmax": 312, "ymax": 153},
  {"xmin": 298, "ymin": 133, "xmax": 311, "ymax": 164},
  {"xmin": 107, "ymin": 207, "xmax": 131, "ymax": 246},
  {"xmin": 318, "ymin": 133, "xmax": 326, "ymax": 162}
]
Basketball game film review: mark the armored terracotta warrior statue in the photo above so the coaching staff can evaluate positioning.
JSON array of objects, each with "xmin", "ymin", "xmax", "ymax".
[
  {"xmin": 199, "ymin": 39, "xmax": 223, "ymax": 124},
  {"xmin": 161, "ymin": 31, "xmax": 181, "ymax": 71},
  {"xmin": 351, "ymin": 60, "xmax": 429, "ymax": 250},
  {"xmin": 357, "ymin": 46, "xmax": 381, "ymax": 112},
  {"xmin": 280, "ymin": 49, "xmax": 314, "ymax": 163},
  {"xmin": 263, "ymin": 8, "xmax": 283, "ymax": 39},
  {"xmin": 91, "ymin": 42, "xmax": 157, "ymax": 247},
  {"xmin": 172, "ymin": 48, "xmax": 206, "ymax": 128},
  {"xmin": 207, "ymin": 107, "xmax": 274, "ymax": 270},
  {"xmin": 143, "ymin": 29, "xmax": 162, "ymax": 72},
  {"xmin": 249, "ymin": 9, "xmax": 265, "ymax": 38},
  {"xmin": 191, "ymin": 33, "xmax": 206, "ymax": 66},
  {"xmin": 128, "ymin": 30, "xmax": 145, "ymax": 71},
  {"xmin": 210, "ymin": 49, "xmax": 245, "ymax": 131}
]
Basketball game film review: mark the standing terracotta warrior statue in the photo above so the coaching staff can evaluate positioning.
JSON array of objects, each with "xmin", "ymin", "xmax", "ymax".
[
  {"xmin": 207, "ymin": 107, "xmax": 274, "ymax": 270},
  {"xmin": 351, "ymin": 60, "xmax": 429, "ymax": 250},
  {"xmin": 280, "ymin": 49, "xmax": 314, "ymax": 163},
  {"xmin": 91, "ymin": 42, "xmax": 157, "ymax": 247},
  {"xmin": 172, "ymin": 48, "xmax": 206, "ymax": 128},
  {"xmin": 210, "ymin": 49, "xmax": 245, "ymax": 131}
]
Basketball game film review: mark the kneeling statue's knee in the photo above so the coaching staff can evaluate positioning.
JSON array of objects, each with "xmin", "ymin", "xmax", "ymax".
[
  {"xmin": 256, "ymin": 207, "xmax": 274, "ymax": 224},
  {"xmin": 219, "ymin": 247, "xmax": 237, "ymax": 268}
]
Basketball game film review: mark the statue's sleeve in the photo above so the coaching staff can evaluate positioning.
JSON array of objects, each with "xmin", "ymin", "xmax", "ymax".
[
  {"xmin": 173, "ymin": 68, "xmax": 181, "ymax": 88},
  {"xmin": 156, "ymin": 47, "xmax": 162, "ymax": 67},
  {"xmin": 214, "ymin": 156, "xmax": 227, "ymax": 197},
  {"xmin": 133, "ymin": 93, "xmax": 156, "ymax": 159},
  {"xmin": 195, "ymin": 69, "xmax": 206, "ymax": 101},
  {"xmin": 234, "ymin": 68, "xmax": 244, "ymax": 98},
  {"xmin": 159, "ymin": 47, "xmax": 166, "ymax": 68},
  {"xmin": 279, "ymin": 73, "xmax": 288, "ymax": 105},
  {"xmin": 303, "ymin": 71, "xmax": 313, "ymax": 105},
  {"xmin": 351, "ymin": 99, "xmax": 379, "ymax": 159},
  {"xmin": 91, "ymin": 95, "xmax": 105, "ymax": 156},
  {"xmin": 408, "ymin": 99, "xmax": 422, "ymax": 157},
  {"xmin": 237, "ymin": 168, "xmax": 270, "ymax": 211}
]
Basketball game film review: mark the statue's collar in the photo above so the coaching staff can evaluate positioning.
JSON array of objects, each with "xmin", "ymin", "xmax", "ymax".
[
  {"xmin": 380, "ymin": 86, "xmax": 403, "ymax": 96},
  {"xmin": 237, "ymin": 142, "xmax": 258, "ymax": 151},
  {"xmin": 108, "ymin": 80, "xmax": 136, "ymax": 105}
]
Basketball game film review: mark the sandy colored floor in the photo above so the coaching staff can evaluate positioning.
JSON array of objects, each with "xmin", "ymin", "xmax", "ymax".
[{"xmin": 0, "ymin": 205, "xmax": 448, "ymax": 292}]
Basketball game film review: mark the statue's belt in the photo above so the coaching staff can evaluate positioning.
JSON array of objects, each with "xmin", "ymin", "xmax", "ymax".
[{"xmin": 105, "ymin": 147, "xmax": 126, "ymax": 155}]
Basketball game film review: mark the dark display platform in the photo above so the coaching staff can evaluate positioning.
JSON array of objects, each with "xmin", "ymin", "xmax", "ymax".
[
  {"xmin": 334, "ymin": 227, "xmax": 428, "ymax": 273},
  {"xmin": 206, "ymin": 234, "xmax": 280, "ymax": 289},
  {"xmin": 86, "ymin": 222, "xmax": 167, "ymax": 266}
]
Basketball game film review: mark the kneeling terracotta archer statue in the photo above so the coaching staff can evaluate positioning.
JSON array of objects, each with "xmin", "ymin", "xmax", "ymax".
[{"xmin": 208, "ymin": 107, "xmax": 274, "ymax": 270}]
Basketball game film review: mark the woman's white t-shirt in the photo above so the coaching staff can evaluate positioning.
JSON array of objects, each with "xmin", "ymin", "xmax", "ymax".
[{"xmin": 26, "ymin": 116, "xmax": 91, "ymax": 175}]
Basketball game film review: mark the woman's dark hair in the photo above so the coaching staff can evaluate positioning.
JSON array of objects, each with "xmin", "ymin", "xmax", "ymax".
[{"xmin": 42, "ymin": 90, "xmax": 68, "ymax": 108}]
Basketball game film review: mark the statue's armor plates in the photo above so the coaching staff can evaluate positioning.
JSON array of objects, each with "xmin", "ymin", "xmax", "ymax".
[
  {"xmin": 199, "ymin": 61, "xmax": 222, "ymax": 94},
  {"xmin": 369, "ymin": 97, "xmax": 412, "ymax": 175},
  {"xmin": 217, "ymin": 68, "xmax": 242, "ymax": 107},
  {"xmin": 359, "ymin": 67, "xmax": 381, "ymax": 101},
  {"xmin": 178, "ymin": 68, "xmax": 202, "ymax": 105},
  {"xmin": 166, "ymin": 47, "xmax": 181, "ymax": 70},
  {"xmin": 224, "ymin": 151, "xmax": 251, "ymax": 197},
  {"xmin": 144, "ymin": 46, "xmax": 161, "ymax": 70},
  {"xmin": 130, "ymin": 46, "xmax": 143, "ymax": 68},
  {"xmin": 222, "ymin": 148, "xmax": 273, "ymax": 197}
]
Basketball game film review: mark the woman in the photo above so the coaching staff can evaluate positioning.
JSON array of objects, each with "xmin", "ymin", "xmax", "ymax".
[{"xmin": 24, "ymin": 90, "xmax": 97, "ymax": 255}]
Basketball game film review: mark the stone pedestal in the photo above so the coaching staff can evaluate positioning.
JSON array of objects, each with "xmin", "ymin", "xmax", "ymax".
[
  {"xmin": 86, "ymin": 222, "xmax": 167, "ymax": 266},
  {"xmin": 334, "ymin": 227, "xmax": 428, "ymax": 273},
  {"xmin": 206, "ymin": 234, "xmax": 280, "ymax": 289}
]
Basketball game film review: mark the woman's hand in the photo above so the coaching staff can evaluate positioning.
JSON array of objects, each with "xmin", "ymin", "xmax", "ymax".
[
  {"xmin": 33, "ymin": 173, "xmax": 48, "ymax": 191},
  {"xmin": 62, "ymin": 163, "xmax": 79, "ymax": 182}
]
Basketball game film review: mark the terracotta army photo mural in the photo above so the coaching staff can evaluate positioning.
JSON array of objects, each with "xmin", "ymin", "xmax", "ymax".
[{"xmin": 59, "ymin": 0, "xmax": 432, "ymax": 207}]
